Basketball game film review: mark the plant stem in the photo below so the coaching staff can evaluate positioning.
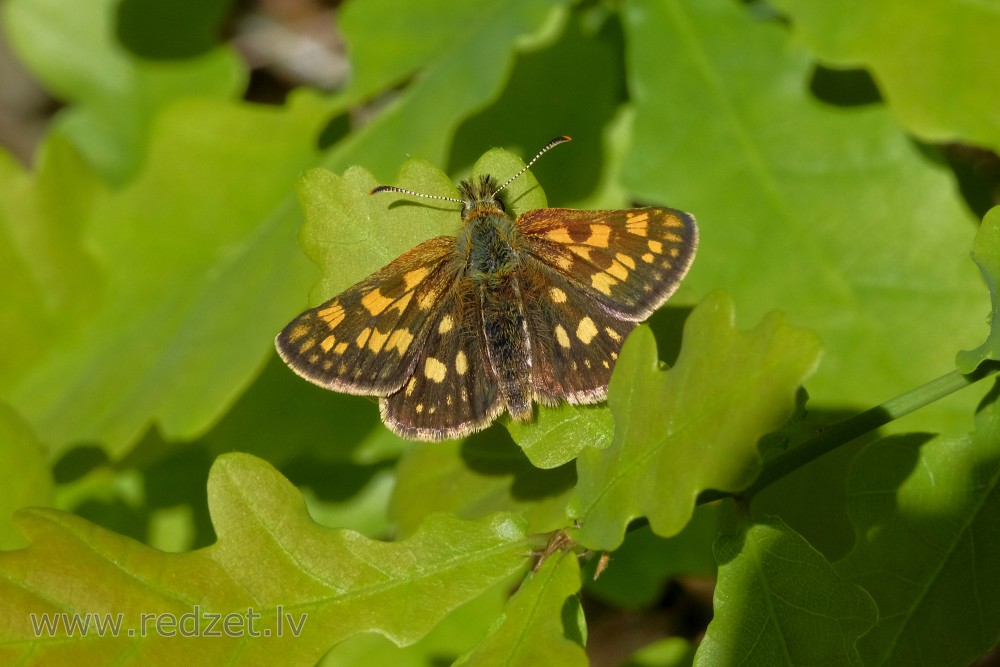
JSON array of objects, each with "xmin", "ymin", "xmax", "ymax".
[{"xmin": 697, "ymin": 362, "xmax": 1000, "ymax": 505}]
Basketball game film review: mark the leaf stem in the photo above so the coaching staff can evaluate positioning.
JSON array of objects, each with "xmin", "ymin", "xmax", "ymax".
[{"xmin": 697, "ymin": 362, "xmax": 1000, "ymax": 505}]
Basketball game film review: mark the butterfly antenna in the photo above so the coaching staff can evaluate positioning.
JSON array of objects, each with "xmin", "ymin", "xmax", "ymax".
[
  {"xmin": 369, "ymin": 184, "xmax": 464, "ymax": 204},
  {"xmin": 492, "ymin": 135, "xmax": 572, "ymax": 197}
]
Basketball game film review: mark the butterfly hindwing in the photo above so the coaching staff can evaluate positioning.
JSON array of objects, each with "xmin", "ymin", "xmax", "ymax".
[
  {"xmin": 380, "ymin": 294, "xmax": 501, "ymax": 441},
  {"xmin": 275, "ymin": 236, "xmax": 458, "ymax": 396},
  {"xmin": 520, "ymin": 261, "xmax": 636, "ymax": 404},
  {"xmin": 517, "ymin": 207, "xmax": 698, "ymax": 320}
]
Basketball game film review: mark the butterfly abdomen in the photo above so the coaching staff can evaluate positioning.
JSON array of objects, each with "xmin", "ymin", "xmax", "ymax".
[{"xmin": 462, "ymin": 209, "xmax": 532, "ymax": 422}]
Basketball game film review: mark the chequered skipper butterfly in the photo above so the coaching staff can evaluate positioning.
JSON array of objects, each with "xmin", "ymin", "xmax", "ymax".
[{"xmin": 276, "ymin": 137, "xmax": 698, "ymax": 441}]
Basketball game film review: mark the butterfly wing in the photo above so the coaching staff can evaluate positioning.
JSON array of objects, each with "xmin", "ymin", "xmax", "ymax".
[
  {"xmin": 516, "ymin": 207, "xmax": 697, "ymax": 403},
  {"xmin": 379, "ymin": 290, "xmax": 502, "ymax": 441},
  {"xmin": 275, "ymin": 236, "xmax": 459, "ymax": 396},
  {"xmin": 517, "ymin": 207, "xmax": 698, "ymax": 321}
]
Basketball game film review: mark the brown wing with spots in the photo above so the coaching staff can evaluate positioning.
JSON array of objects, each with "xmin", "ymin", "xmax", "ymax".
[
  {"xmin": 517, "ymin": 208, "xmax": 698, "ymax": 321},
  {"xmin": 380, "ymin": 289, "xmax": 501, "ymax": 441},
  {"xmin": 275, "ymin": 236, "xmax": 459, "ymax": 396},
  {"xmin": 520, "ymin": 261, "xmax": 637, "ymax": 404}
]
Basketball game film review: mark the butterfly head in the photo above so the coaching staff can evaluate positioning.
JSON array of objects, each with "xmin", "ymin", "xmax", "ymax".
[
  {"xmin": 369, "ymin": 136, "xmax": 572, "ymax": 223},
  {"xmin": 457, "ymin": 175, "xmax": 505, "ymax": 222}
]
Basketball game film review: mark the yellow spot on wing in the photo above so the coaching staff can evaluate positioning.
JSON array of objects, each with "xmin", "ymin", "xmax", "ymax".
[
  {"xmin": 626, "ymin": 213, "xmax": 649, "ymax": 236},
  {"xmin": 387, "ymin": 329, "xmax": 413, "ymax": 355},
  {"xmin": 317, "ymin": 303, "xmax": 345, "ymax": 329},
  {"xmin": 356, "ymin": 328, "xmax": 372, "ymax": 347},
  {"xmin": 606, "ymin": 260, "xmax": 629, "ymax": 281},
  {"xmin": 577, "ymin": 317, "xmax": 598, "ymax": 344},
  {"xmin": 545, "ymin": 227, "xmax": 574, "ymax": 244},
  {"xmin": 648, "ymin": 240, "xmax": 663, "ymax": 254},
  {"xmin": 550, "ymin": 287, "xmax": 567, "ymax": 303},
  {"xmin": 403, "ymin": 267, "xmax": 430, "ymax": 290},
  {"xmin": 591, "ymin": 272, "xmax": 618, "ymax": 296},
  {"xmin": 288, "ymin": 324, "xmax": 311, "ymax": 342},
  {"xmin": 642, "ymin": 253, "xmax": 655, "ymax": 263},
  {"xmin": 438, "ymin": 315, "xmax": 454, "ymax": 334},
  {"xmin": 391, "ymin": 290, "xmax": 413, "ymax": 314},
  {"xmin": 405, "ymin": 377, "xmax": 417, "ymax": 397},
  {"xmin": 368, "ymin": 329, "xmax": 389, "ymax": 352},
  {"xmin": 425, "ymin": 357, "xmax": 447, "ymax": 383},
  {"xmin": 605, "ymin": 327, "xmax": 622, "ymax": 342},
  {"xmin": 584, "ymin": 224, "xmax": 611, "ymax": 248},
  {"xmin": 334, "ymin": 342, "xmax": 348, "ymax": 355},
  {"xmin": 456, "ymin": 350, "xmax": 468, "ymax": 375},
  {"xmin": 361, "ymin": 289, "xmax": 394, "ymax": 315},
  {"xmin": 299, "ymin": 338, "xmax": 316, "ymax": 353},
  {"xmin": 569, "ymin": 245, "xmax": 592, "ymax": 261},
  {"xmin": 320, "ymin": 335, "xmax": 336, "ymax": 352},
  {"xmin": 555, "ymin": 325, "xmax": 571, "ymax": 349},
  {"xmin": 616, "ymin": 253, "xmax": 636, "ymax": 270}
]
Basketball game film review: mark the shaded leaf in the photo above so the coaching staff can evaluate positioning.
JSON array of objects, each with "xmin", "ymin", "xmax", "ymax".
[
  {"xmin": 836, "ymin": 382, "xmax": 1000, "ymax": 666},
  {"xmin": 697, "ymin": 516, "xmax": 877, "ymax": 666},
  {"xmin": 0, "ymin": 453, "xmax": 530, "ymax": 664},
  {"xmin": 571, "ymin": 291, "xmax": 821, "ymax": 550},
  {"xmin": 772, "ymin": 0, "xmax": 1000, "ymax": 150},
  {"xmin": 621, "ymin": 0, "xmax": 982, "ymax": 432},
  {"xmin": 3, "ymin": 0, "xmax": 244, "ymax": 183},
  {"xmin": 455, "ymin": 551, "xmax": 587, "ymax": 667},
  {"xmin": 956, "ymin": 206, "xmax": 1000, "ymax": 373},
  {"xmin": 390, "ymin": 430, "xmax": 575, "ymax": 537},
  {"xmin": 326, "ymin": 0, "xmax": 572, "ymax": 180},
  {"xmin": 583, "ymin": 505, "xmax": 723, "ymax": 608}
]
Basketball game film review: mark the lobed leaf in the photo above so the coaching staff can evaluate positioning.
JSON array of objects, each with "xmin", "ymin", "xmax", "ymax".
[
  {"xmin": 771, "ymin": 0, "xmax": 1000, "ymax": 151},
  {"xmin": 697, "ymin": 516, "xmax": 877, "ymax": 666},
  {"xmin": 836, "ymin": 382, "xmax": 1000, "ymax": 666},
  {"xmin": 621, "ymin": 0, "xmax": 983, "ymax": 433},
  {"xmin": 570, "ymin": 291, "xmax": 821, "ymax": 550},
  {"xmin": 455, "ymin": 550, "xmax": 587, "ymax": 666},
  {"xmin": 0, "ymin": 453, "xmax": 530, "ymax": 665}
]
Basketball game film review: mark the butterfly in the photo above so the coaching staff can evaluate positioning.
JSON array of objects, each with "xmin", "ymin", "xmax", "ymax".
[{"xmin": 275, "ymin": 136, "xmax": 698, "ymax": 441}]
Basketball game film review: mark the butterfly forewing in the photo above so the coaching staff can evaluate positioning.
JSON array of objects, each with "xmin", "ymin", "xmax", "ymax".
[
  {"xmin": 275, "ymin": 236, "xmax": 458, "ymax": 396},
  {"xmin": 517, "ymin": 207, "xmax": 698, "ymax": 321},
  {"xmin": 380, "ymin": 294, "xmax": 502, "ymax": 441}
]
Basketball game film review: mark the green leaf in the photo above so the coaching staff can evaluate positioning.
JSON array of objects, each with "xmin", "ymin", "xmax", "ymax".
[
  {"xmin": 3, "ymin": 0, "xmax": 244, "ymax": 183},
  {"xmin": 390, "ymin": 431, "xmax": 575, "ymax": 537},
  {"xmin": 956, "ymin": 206, "xmax": 1000, "ymax": 373},
  {"xmin": 0, "ymin": 136, "xmax": 102, "ymax": 392},
  {"xmin": 318, "ymin": 580, "xmax": 512, "ymax": 666},
  {"xmin": 455, "ymin": 551, "xmax": 587, "ymax": 666},
  {"xmin": 0, "ymin": 405, "xmax": 54, "ymax": 550},
  {"xmin": 621, "ymin": 0, "xmax": 983, "ymax": 433},
  {"xmin": 570, "ymin": 291, "xmax": 821, "ymax": 550},
  {"xmin": 771, "ymin": 0, "xmax": 1000, "ymax": 151},
  {"xmin": 835, "ymin": 382, "xmax": 1000, "ymax": 666},
  {"xmin": 697, "ymin": 516, "xmax": 877, "ymax": 666},
  {"xmin": 504, "ymin": 402, "xmax": 614, "ymax": 469},
  {"xmin": 0, "ymin": 453, "xmax": 530, "ymax": 664},
  {"xmin": 6, "ymin": 96, "xmax": 331, "ymax": 457},
  {"xmin": 326, "ymin": 0, "xmax": 572, "ymax": 180}
]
